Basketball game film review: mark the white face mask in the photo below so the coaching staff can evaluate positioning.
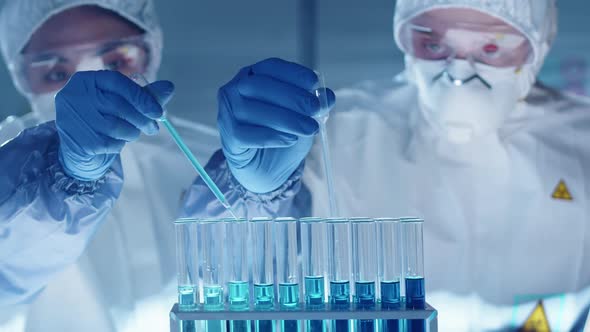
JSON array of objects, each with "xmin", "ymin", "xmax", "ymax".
[{"xmin": 405, "ymin": 56, "xmax": 535, "ymax": 143}]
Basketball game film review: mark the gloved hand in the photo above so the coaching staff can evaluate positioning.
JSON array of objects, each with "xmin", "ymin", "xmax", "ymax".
[
  {"xmin": 55, "ymin": 70, "xmax": 174, "ymax": 181},
  {"xmin": 218, "ymin": 58, "xmax": 335, "ymax": 193}
]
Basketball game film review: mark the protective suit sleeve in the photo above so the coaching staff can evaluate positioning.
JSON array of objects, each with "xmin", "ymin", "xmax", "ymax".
[
  {"xmin": 180, "ymin": 149, "xmax": 310, "ymax": 219},
  {"xmin": 0, "ymin": 121, "xmax": 123, "ymax": 305}
]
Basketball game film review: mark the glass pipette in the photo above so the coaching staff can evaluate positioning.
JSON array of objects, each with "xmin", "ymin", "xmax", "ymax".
[
  {"xmin": 314, "ymin": 71, "xmax": 339, "ymax": 217},
  {"xmin": 132, "ymin": 74, "xmax": 238, "ymax": 220}
]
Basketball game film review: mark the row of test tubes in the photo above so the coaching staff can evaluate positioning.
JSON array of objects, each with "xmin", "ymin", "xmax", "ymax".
[{"xmin": 174, "ymin": 217, "xmax": 426, "ymax": 331}]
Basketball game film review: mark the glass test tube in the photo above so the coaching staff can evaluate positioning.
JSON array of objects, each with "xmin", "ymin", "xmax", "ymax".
[
  {"xmin": 199, "ymin": 220, "xmax": 225, "ymax": 308},
  {"xmin": 275, "ymin": 217, "xmax": 301, "ymax": 332},
  {"xmin": 401, "ymin": 218, "xmax": 425, "ymax": 309},
  {"xmin": 199, "ymin": 219, "xmax": 226, "ymax": 332},
  {"xmin": 226, "ymin": 218, "xmax": 250, "ymax": 309},
  {"xmin": 401, "ymin": 218, "xmax": 426, "ymax": 332},
  {"xmin": 351, "ymin": 218, "xmax": 378, "ymax": 332},
  {"xmin": 376, "ymin": 218, "xmax": 402, "ymax": 332},
  {"xmin": 326, "ymin": 218, "xmax": 352, "ymax": 306},
  {"xmin": 251, "ymin": 218, "xmax": 276, "ymax": 332},
  {"xmin": 275, "ymin": 217, "xmax": 301, "ymax": 306},
  {"xmin": 251, "ymin": 218, "xmax": 275, "ymax": 307},
  {"xmin": 226, "ymin": 218, "xmax": 251, "ymax": 332},
  {"xmin": 300, "ymin": 218, "xmax": 327, "ymax": 305},
  {"xmin": 326, "ymin": 218, "xmax": 352, "ymax": 332},
  {"xmin": 175, "ymin": 219, "xmax": 199, "ymax": 311},
  {"xmin": 301, "ymin": 218, "xmax": 327, "ymax": 332},
  {"xmin": 377, "ymin": 218, "xmax": 402, "ymax": 307}
]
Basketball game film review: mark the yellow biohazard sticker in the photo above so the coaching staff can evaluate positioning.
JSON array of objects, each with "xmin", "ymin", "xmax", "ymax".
[
  {"xmin": 551, "ymin": 179, "xmax": 573, "ymax": 201},
  {"xmin": 520, "ymin": 301, "xmax": 551, "ymax": 332}
]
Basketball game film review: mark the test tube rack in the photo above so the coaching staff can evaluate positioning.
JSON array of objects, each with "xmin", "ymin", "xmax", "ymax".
[{"xmin": 170, "ymin": 217, "xmax": 438, "ymax": 332}]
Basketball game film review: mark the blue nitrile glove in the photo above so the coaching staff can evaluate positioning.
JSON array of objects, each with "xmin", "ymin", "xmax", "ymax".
[
  {"xmin": 218, "ymin": 58, "xmax": 335, "ymax": 193},
  {"xmin": 55, "ymin": 70, "xmax": 174, "ymax": 181}
]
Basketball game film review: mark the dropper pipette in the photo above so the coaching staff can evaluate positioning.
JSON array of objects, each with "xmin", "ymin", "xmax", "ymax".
[
  {"xmin": 132, "ymin": 74, "xmax": 238, "ymax": 219},
  {"xmin": 314, "ymin": 71, "xmax": 339, "ymax": 217}
]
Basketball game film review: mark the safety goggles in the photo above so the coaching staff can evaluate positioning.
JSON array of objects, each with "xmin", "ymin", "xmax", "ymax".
[
  {"xmin": 399, "ymin": 14, "xmax": 533, "ymax": 68},
  {"xmin": 11, "ymin": 34, "xmax": 150, "ymax": 95}
]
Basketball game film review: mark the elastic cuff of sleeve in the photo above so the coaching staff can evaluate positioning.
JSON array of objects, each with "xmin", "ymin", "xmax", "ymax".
[
  {"xmin": 58, "ymin": 146, "xmax": 114, "ymax": 181},
  {"xmin": 47, "ymin": 141, "xmax": 107, "ymax": 195},
  {"xmin": 224, "ymin": 160, "xmax": 304, "ymax": 204}
]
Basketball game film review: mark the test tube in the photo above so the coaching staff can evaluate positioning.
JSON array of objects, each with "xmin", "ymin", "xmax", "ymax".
[
  {"xmin": 401, "ymin": 218, "xmax": 426, "ymax": 332},
  {"xmin": 300, "ymin": 217, "xmax": 327, "ymax": 305},
  {"xmin": 226, "ymin": 218, "xmax": 250, "ymax": 332},
  {"xmin": 199, "ymin": 219, "xmax": 226, "ymax": 332},
  {"xmin": 275, "ymin": 217, "xmax": 301, "ymax": 332},
  {"xmin": 326, "ymin": 218, "xmax": 352, "ymax": 332},
  {"xmin": 250, "ymin": 217, "xmax": 276, "ymax": 332},
  {"xmin": 401, "ymin": 218, "xmax": 425, "ymax": 309},
  {"xmin": 175, "ymin": 219, "xmax": 199, "ymax": 311},
  {"xmin": 175, "ymin": 219, "xmax": 199, "ymax": 332},
  {"xmin": 351, "ymin": 218, "xmax": 378, "ymax": 332},
  {"xmin": 376, "ymin": 218, "xmax": 402, "ymax": 332},
  {"xmin": 301, "ymin": 218, "xmax": 327, "ymax": 332}
]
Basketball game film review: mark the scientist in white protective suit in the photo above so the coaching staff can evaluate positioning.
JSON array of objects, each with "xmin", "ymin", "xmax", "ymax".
[
  {"xmin": 0, "ymin": 0, "xmax": 219, "ymax": 331},
  {"xmin": 181, "ymin": 0, "xmax": 590, "ymax": 330}
]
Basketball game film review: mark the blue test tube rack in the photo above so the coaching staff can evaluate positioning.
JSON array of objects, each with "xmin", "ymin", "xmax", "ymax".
[{"xmin": 171, "ymin": 218, "xmax": 438, "ymax": 332}]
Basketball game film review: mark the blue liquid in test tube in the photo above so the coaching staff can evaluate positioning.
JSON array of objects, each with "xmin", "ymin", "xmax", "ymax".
[
  {"xmin": 204, "ymin": 285, "xmax": 224, "ymax": 309},
  {"xmin": 175, "ymin": 219, "xmax": 199, "ymax": 332},
  {"xmin": 276, "ymin": 218, "xmax": 301, "ymax": 332},
  {"xmin": 199, "ymin": 220, "xmax": 226, "ymax": 332},
  {"xmin": 305, "ymin": 276, "xmax": 326, "ymax": 332},
  {"xmin": 229, "ymin": 281, "xmax": 251, "ymax": 332},
  {"xmin": 377, "ymin": 218, "xmax": 403, "ymax": 332},
  {"xmin": 254, "ymin": 284, "xmax": 275, "ymax": 332},
  {"xmin": 228, "ymin": 281, "xmax": 250, "ymax": 309},
  {"xmin": 254, "ymin": 284, "xmax": 274, "ymax": 307},
  {"xmin": 279, "ymin": 283, "xmax": 300, "ymax": 332},
  {"xmin": 175, "ymin": 220, "xmax": 199, "ymax": 311},
  {"xmin": 178, "ymin": 285, "xmax": 198, "ymax": 309},
  {"xmin": 226, "ymin": 219, "xmax": 251, "ymax": 332},
  {"xmin": 203, "ymin": 285, "xmax": 225, "ymax": 332},
  {"xmin": 354, "ymin": 281, "xmax": 376, "ymax": 306},
  {"xmin": 326, "ymin": 218, "xmax": 352, "ymax": 332},
  {"xmin": 279, "ymin": 283, "xmax": 300, "ymax": 307},
  {"xmin": 405, "ymin": 277, "xmax": 425, "ymax": 309},
  {"xmin": 401, "ymin": 218, "xmax": 427, "ymax": 332},
  {"xmin": 301, "ymin": 218, "xmax": 328, "ymax": 332},
  {"xmin": 251, "ymin": 218, "xmax": 276, "ymax": 332},
  {"xmin": 381, "ymin": 281, "xmax": 401, "ymax": 306},
  {"xmin": 380, "ymin": 281, "xmax": 401, "ymax": 332},
  {"xmin": 329, "ymin": 281, "xmax": 350, "ymax": 306},
  {"xmin": 352, "ymin": 218, "xmax": 378, "ymax": 332},
  {"xmin": 304, "ymin": 276, "xmax": 325, "ymax": 306},
  {"xmin": 405, "ymin": 277, "xmax": 426, "ymax": 332}
]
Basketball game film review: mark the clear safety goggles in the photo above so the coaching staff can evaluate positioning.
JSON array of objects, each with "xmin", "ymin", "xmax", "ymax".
[
  {"xmin": 11, "ymin": 34, "xmax": 150, "ymax": 95},
  {"xmin": 399, "ymin": 15, "xmax": 533, "ymax": 68}
]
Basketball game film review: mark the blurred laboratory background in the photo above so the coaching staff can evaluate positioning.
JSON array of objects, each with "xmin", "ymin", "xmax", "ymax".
[{"xmin": 0, "ymin": 0, "xmax": 587, "ymax": 127}]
